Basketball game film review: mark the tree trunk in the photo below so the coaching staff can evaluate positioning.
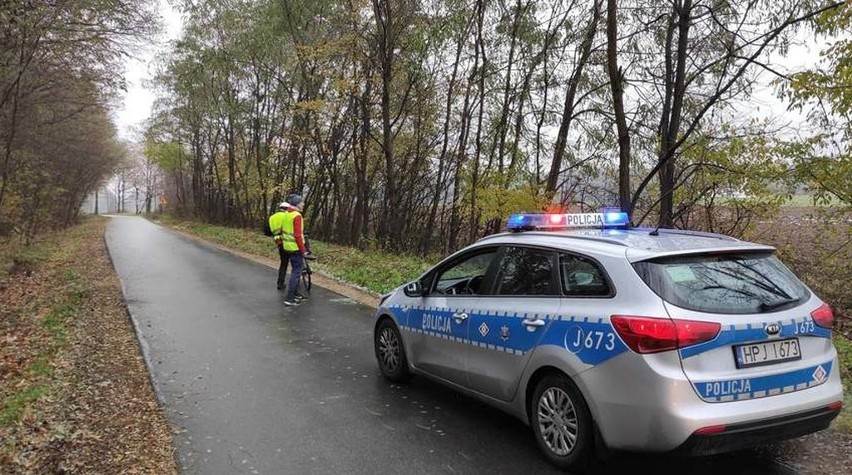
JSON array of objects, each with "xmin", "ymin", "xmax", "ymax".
[
  {"xmin": 546, "ymin": 0, "xmax": 601, "ymax": 196},
  {"xmin": 606, "ymin": 0, "xmax": 631, "ymax": 214},
  {"xmin": 421, "ymin": 17, "xmax": 470, "ymax": 253},
  {"xmin": 0, "ymin": 79, "xmax": 22, "ymax": 213},
  {"xmin": 658, "ymin": 0, "xmax": 692, "ymax": 228},
  {"xmin": 373, "ymin": 0, "xmax": 401, "ymax": 249},
  {"xmin": 468, "ymin": 0, "xmax": 487, "ymax": 244},
  {"xmin": 490, "ymin": 0, "xmax": 525, "ymax": 174},
  {"xmin": 353, "ymin": 61, "xmax": 373, "ymax": 247}
]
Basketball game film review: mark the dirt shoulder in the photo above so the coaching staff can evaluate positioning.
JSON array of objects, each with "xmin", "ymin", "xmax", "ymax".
[{"xmin": 0, "ymin": 217, "xmax": 176, "ymax": 474}]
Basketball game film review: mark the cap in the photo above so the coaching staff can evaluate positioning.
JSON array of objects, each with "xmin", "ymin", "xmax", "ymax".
[{"xmin": 288, "ymin": 194, "xmax": 303, "ymax": 206}]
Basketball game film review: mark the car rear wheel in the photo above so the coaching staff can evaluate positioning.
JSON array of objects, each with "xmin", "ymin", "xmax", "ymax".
[
  {"xmin": 531, "ymin": 374, "xmax": 593, "ymax": 471},
  {"xmin": 375, "ymin": 319, "xmax": 412, "ymax": 382}
]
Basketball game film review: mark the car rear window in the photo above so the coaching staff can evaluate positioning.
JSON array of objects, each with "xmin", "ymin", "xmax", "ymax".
[
  {"xmin": 633, "ymin": 252, "xmax": 809, "ymax": 314},
  {"xmin": 560, "ymin": 253, "xmax": 612, "ymax": 297}
]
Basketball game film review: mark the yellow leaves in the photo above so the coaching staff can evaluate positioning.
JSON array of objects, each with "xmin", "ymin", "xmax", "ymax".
[
  {"xmin": 333, "ymin": 77, "xmax": 358, "ymax": 94},
  {"xmin": 292, "ymin": 99, "xmax": 327, "ymax": 113},
  {"xmin": 294, "ymin": 33, "xmax": 361, "ymax": 62},
  {"xmin": 475, "ymin": 182, "xmax": 548, "ymax": 226}
]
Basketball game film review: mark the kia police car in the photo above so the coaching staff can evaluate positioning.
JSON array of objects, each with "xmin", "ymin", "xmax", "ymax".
[{"xmin": 372, "ymin": 210, "xmax": 844, "ymax": 470}]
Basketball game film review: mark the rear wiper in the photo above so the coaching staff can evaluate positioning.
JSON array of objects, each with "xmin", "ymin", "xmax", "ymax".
[{"xmin": 758, "ymin": 298, "xmax": 799, "ymax": 312}]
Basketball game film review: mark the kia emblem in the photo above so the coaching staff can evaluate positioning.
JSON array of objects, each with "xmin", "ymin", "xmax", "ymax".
[{"xmin": 765, "ymin": 323, "xmax": 781, "ymax": 335}]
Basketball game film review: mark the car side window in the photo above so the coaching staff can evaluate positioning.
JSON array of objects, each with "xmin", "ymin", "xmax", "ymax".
[
  {"xmin": 434, "ymin": 249, "xmax": 498, "ymax": 295},
  {"xmin": 560, "ymin": 253, "xmax": 612, "ymax": 297},
  {"xmin": 495, "ymin": 247, "xmax": 558, "ymax": 296}
]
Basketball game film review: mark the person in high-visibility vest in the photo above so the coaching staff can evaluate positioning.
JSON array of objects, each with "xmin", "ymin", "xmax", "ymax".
[
  {"xmin": 268, "ymin": 201, "xmax": 292, "ymax": 291},
  {"xmin": 270, "ymin": 194, "xmax": 309, "ymax": 306}
]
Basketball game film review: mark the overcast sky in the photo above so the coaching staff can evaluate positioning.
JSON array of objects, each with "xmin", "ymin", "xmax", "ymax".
[{"xmin": 112, "ymin": 0, "xmax": 183, "ymax": 141}]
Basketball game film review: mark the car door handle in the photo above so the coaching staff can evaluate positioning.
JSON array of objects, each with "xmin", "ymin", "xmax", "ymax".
[
  {"xmin": 522, "ymin": 318, "xmax": 546, "ymax": 328},
  {"xmin": 453, "ymin": 312, "xmax": 469, "ymax": 323}
]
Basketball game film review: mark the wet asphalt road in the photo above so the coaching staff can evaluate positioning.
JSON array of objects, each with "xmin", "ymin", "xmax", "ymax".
[{"xmin": 105, "ymin": 216, "xmax": 804, "ymax": 474}]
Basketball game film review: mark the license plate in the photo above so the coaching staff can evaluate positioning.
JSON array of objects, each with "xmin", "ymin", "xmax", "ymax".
[{"xmin": 734, "ymin": 338, "xmax": 801, "ymax": 369}]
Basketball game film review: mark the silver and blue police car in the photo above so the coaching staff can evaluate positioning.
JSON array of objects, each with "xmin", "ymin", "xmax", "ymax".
[{"xmin": 372, "ymin": 210, "xmax": 844, "ymax": 470}]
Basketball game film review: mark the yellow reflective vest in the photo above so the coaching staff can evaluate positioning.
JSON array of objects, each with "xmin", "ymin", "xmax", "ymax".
[
  {"xmin": 268, "ymin": 211, "xmax": 287, "ymax": 242},
  {"xmin": 281, "ymin": 210, "xmax": 301, "ymax": 252}
]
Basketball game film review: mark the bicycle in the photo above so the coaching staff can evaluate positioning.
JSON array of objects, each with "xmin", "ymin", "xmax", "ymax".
[
  {"xmin": 299, "ymin": 258, "xmax": 312, "ymax": 297},
  {"xmin": 296, "ymin": 231, "xmax": 316, "ymax": 298}
]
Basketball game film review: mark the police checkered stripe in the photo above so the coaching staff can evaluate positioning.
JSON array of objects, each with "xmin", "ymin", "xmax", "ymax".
[
  {"xmin": 555, "ymin": 314, "xmax": 603, "ymax": 323},
  {"xmin": 696, "ymin": 362, "xmax": 832, "ymax": 402},
  {"xmin": 395, "ymin": 311, "xmax": 601, "ymax": 358},
  {"xmin": 681, "ymin": 314, "xmax": 832, "ymax": 360},
  {"xmin": 724, "ymin": 315, "xmax": 814, "ymax": 332},
  {"xmin": 738, "ymin": 319, "xmax": 794, "ymax": 331},
  {"xmin": 386, "ymin": 306, "xmax": 819, "ymax": 330},
  {"xmin": 703, "ymin": 384, "xmax": 817, "ymax": 402},
  {"xmin": 397, "ymin": 323, "xmax": 527, "ymax": 356},
  {"xmin": 401, "ymin": 305, "xmax": 593, "ymax": 322}
]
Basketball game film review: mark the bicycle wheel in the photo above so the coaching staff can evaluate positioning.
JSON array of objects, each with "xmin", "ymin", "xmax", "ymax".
[{"xmin": 300, "ymin": 268, "xmax": 312, "ymax": 296}]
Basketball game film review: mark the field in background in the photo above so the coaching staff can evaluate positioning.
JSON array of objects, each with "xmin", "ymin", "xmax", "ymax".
[
  {"xmin": 748, "ymin": 206, "xmax": 851, "ymax": 431},
  {"xmin": 748, "ymin": 207, "xmax": 850, "ymax": 332}
]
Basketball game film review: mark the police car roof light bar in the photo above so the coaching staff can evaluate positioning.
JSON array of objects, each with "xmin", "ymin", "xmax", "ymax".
[
  {"xmin": 601, "ymin": 207, "xmax": 630, "ymax": 228},
  {"xmin": 506, "ymin": 208, "xmax": 630, "ymax": 232}
]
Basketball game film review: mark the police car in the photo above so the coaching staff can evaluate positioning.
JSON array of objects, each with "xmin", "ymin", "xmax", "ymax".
[{"xmin": 372, "ymin": 210, "xmax": 844, "ymax": 470}]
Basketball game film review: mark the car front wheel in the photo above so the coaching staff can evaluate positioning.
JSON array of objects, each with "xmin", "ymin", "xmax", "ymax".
[
  {"xmin": 530, "ymin": 374, "xmax": 593, "ymax": 471},
  {"xmin": 375, "ymin": 319, "xmax": 412, "ymax": 382}
]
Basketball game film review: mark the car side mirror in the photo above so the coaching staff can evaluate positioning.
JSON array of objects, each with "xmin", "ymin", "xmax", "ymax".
[{"xmin": 403, "ymin": 280, "xmax": 423, "ymax": 297}]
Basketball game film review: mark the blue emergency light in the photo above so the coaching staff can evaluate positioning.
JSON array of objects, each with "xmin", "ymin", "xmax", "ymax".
[
  {"xmin": 601, "ymin": 207, "xmax": 630, "ymax": 227},
  {"xmin": 506, "ymin": 208, "xmax": 630, "ymax": 231}
]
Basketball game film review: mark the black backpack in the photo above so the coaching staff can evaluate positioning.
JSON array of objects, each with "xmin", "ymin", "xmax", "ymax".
[{"xmin": 262, "ymin": 217, "xmax": 273, "ymax": 237}]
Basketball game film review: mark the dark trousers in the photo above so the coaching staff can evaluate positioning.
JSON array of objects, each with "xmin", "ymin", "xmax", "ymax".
[
  {"xmin": 277, "ymin": 245, "xmax": 288, "ymax": 289},
  {"xmin": 285, "ymin": 251, "xmax": 304, "ymax": 301}
]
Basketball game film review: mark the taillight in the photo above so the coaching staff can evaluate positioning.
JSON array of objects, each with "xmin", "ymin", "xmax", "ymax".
[
  {"xmin": 695, "ymin": 424, "xmax": 727, "ymax": 435},
  {"xmin": 611, "ymin": 316, "xmax": 721, "ymax": 354},
  {"xmin": 811, "ymin": 303, "xmax": 834, "ymax": 329}
]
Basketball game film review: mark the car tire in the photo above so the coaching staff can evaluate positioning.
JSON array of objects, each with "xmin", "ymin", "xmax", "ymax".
[
  {"xmin": 375, "ymin": 319, "xmax": 412, "ymax": 382},
  {"xmin": 530, "ymin": 374, "xmax": 593, "ymax": 471}
]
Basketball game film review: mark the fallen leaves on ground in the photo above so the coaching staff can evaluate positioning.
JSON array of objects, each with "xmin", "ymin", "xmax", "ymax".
[{"xmin": 0, "ymin": 217, "xmax": 176, "ymax": 474}]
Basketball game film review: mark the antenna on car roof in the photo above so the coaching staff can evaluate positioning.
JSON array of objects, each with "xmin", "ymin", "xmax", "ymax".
[{"xmin": 649, "ymin": 221, "xmax": 662, "ymax": 236}]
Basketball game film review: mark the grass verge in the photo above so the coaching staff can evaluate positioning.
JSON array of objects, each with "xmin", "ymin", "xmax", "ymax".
[
  {"xmin": 834, "ymin": 335, "xmax": 852, "ymax": 432},
  {"xmin": 153, "ymin": 214, "xmax": 435, "ymax": 294},
  {"xmin": 0, "ymin": 235, "xmax": 76, "ymax": 428}
]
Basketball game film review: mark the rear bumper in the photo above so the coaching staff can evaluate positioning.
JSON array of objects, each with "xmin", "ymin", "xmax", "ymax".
[
  {"xmin": 578, "ymin": 352, "xmax": 844, "ymax": 452},
  {"xmin": 673, "ymin": 405, "xmax": 841, "ymax": 455}
]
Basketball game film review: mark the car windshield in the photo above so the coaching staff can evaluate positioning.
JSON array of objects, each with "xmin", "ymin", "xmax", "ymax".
[{"xmin": 633, "ymin": 252, "xmax": 809, "ymax": 314}]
